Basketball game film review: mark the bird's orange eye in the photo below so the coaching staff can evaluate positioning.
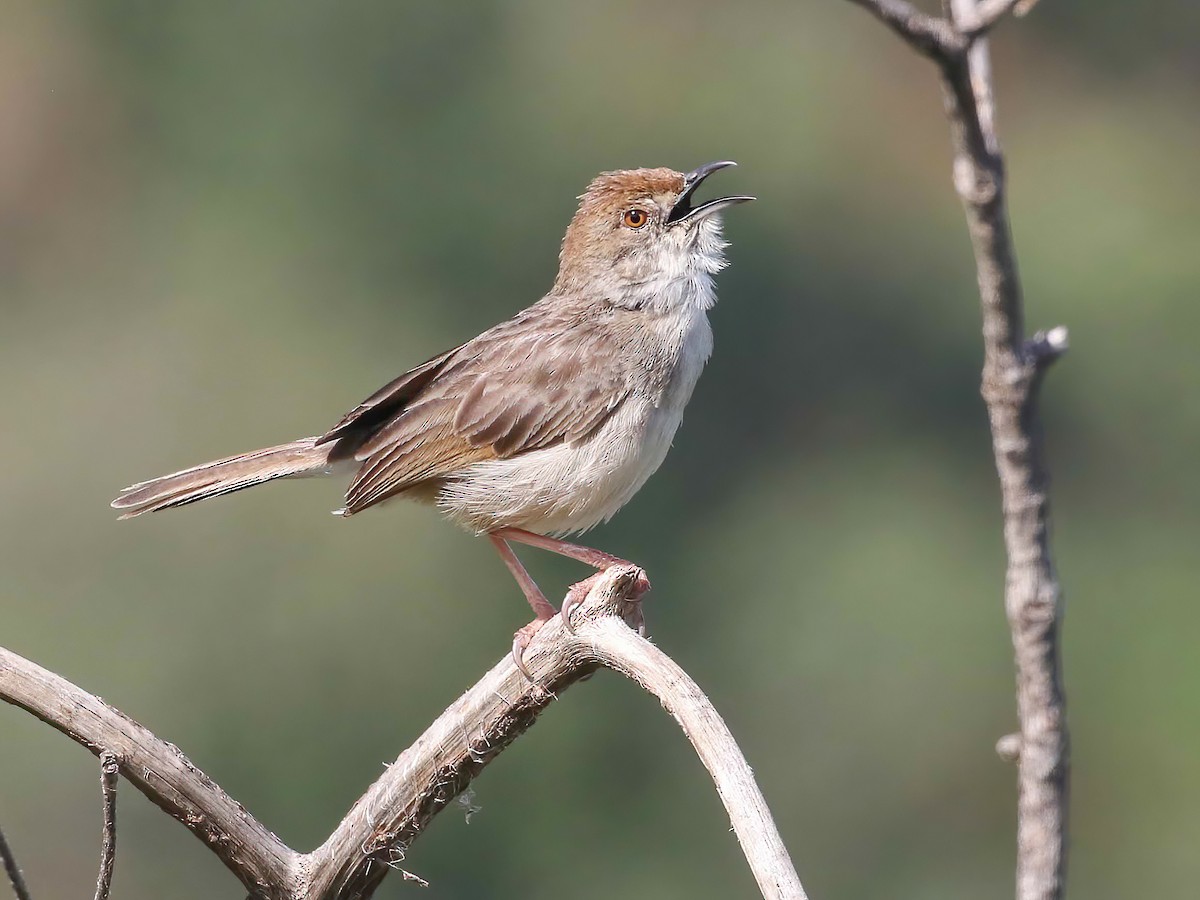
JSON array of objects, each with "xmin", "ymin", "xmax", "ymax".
[{"xmin": 623, "ymin": 208, "xmax": 649, "ymax": 229}]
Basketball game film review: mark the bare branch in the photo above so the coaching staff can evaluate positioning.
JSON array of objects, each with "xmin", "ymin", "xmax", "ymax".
[
  {"xmin": 93, "ymin": 752, "xmax": 119, "ymax": 900},
  {"xmin": 302, "ymin": 566, "xmax": 805, "ymax": 900},
  {"xmin": 3, "ymin": 569, "xmax": 803, "ymax": 900},
  {"xmin": 844, "ymin": 0, "xmax": 963, "ymax": 59},
  {"xmin": 848, "ymin": 1, "xmax": 1069, "ymax": 898},
  {"xmin": 0, "ymin": 824, "xmax": 33, "ymax": 900},
  {"xmin": 0, "ymin": 647, "xmax": 299, "ymax": 899},
  {"xmin": 298, "ymin": 572, "xmax": 634, "ymax": 899},
  {"xmin": 585, "ymin": 607, "xmax": 807, "ymax": 899},
  {"xmin": 950, "ymin": 0, "xmax": 1001, "ymax": 151}
]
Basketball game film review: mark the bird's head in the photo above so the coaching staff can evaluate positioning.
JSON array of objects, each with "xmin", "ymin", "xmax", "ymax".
[{"xmin": 554, "ymin": 162, "xmax": 753, "ymax": 309}]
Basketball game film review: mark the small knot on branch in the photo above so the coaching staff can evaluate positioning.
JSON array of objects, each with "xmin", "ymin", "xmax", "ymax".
[
  {"xmin": 996, "ymin": 732, "xmax": 1022, "ymax": 762},
  {"xmin": 953, "ymin": 156, "xmax": 1001, "ymax": 206},
  {"xmin": 99, "ymin": 750, "xmax": 120, "ymax": 776},
  {"xmin": 1025, "ymin": 325, "xmax": 1069, "ymax": 370}
]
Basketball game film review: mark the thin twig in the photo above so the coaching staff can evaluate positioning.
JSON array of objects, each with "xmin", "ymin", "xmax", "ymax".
[
  {"xmin": 845, "ymin": 1, "xmax": 1070, "ymax": 898},
  {"xmin": 0, "ymin": 824, "xmax": 33, "ymax": 900},
  {"xmin": 94, "ymin": 752, "xmax": 119, "ymax": 900}
]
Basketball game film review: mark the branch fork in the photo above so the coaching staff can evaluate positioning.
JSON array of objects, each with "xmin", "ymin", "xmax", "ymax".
[
  {"xmin": 2, "ymin": 567, "xmax": 804, "ymax": 900},
  {"xmin": 847, "ymin": 0, "xmax": 1029, "ymax": 61}
]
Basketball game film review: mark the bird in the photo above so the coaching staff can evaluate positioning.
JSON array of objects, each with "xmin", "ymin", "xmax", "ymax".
[{"xmin": 112, "ymin": 161, "xmax": 754, "ymax": 674}]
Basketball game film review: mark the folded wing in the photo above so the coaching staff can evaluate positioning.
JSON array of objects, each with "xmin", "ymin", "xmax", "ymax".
[{"xmin": 335, "ymin": 303, "xmax": 634, "ymax": 515}]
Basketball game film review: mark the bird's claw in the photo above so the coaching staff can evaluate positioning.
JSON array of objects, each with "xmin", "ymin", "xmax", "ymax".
[
  {"xmin": 560, "ymin": 574, "xmax": 599, "ymax": 633},
  {"xmin": 561, "ymin": 566, "xmax": 652, "ymax": 633},
  {"xmin": 630, "ymin": 601, "xmax": 647, "ymax": 637},
  {"xmin": 511, "ymin": 619, "xmax": 546, "ymax": 681},
  {"xmin": 515, "ymin": 566, "xmax": 652, "ymax": 680}
]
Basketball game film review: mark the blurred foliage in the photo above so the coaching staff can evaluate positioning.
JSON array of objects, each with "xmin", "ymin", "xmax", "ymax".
[{"xmin": 2, "ymin": 1, "xmax": 1198, "ymax": 898}]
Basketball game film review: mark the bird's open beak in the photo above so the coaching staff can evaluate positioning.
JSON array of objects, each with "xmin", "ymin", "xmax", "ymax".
[{"xmin": 667, "ymin": 160, "xmax": 755, "ymax": 226}]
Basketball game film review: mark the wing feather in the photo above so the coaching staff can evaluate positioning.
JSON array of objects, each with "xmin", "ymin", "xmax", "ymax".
[
  {"xmin": 317, "ymin": 345, "xmax": 464, "ymax": 447},
  {"xmin": 338, "ymin": 303, "xmax": 636, "ymax": 515}
]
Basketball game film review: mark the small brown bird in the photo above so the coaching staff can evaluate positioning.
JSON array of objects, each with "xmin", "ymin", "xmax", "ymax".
[{"xmin": 112, "ymin": 162, "xmax": 753, "ymax": 671}]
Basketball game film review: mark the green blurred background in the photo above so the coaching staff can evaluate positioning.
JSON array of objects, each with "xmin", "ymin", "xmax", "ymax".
[{"xmin": 2, "ymin": 1, "xmax": 1197, "ymax": 897}]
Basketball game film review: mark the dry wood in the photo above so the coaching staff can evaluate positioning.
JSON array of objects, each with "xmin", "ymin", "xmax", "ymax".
[
  {"xmin": 843, "ymin": 2, "xmax": 1070, "ymax": 899},
  {"xmin": 92, "ymin": 752, "xmax": 120, "ymax": 900},
  {"xmin": 1, "ymin": 567, "xmax": 804, "ymax": 899},
  {"xmin": 0, "ymin": 650, "xmax": 297, "ymax": 896}
]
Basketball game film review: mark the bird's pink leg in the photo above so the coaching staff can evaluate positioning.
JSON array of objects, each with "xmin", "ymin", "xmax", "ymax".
[
  {"xmin": 488, "ymin": 534, "xmax": 556, "ymax": 680},
  {"xmin": 491, "ymin": 527, "xmax": 630, "ymax": 569},
  {"xmin": 492, "ymin": 527, "xmax": 651, "ymax": 631}
]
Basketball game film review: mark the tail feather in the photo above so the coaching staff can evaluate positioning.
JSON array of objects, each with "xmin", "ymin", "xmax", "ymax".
[{"xmin": 112, "ymin": 437, "xmax": 332, "ymax": 519}]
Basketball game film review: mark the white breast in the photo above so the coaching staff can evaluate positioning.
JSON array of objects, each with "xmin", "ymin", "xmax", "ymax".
[{"xmin": 437, "ymin": 303, "xmax": 713, "ymax": 536}]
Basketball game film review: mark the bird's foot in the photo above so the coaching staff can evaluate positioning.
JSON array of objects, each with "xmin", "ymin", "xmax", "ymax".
[
  {"xmin": 511, "ymin": 615, "xmax": 553, "ymax": 682},
  {"xmin": 561, "ymin": 567, "xmax": 651, "ymax": 633},
  {"xmin": 513, "ymin": 567, "xmax": 651, "ymax": 680}
]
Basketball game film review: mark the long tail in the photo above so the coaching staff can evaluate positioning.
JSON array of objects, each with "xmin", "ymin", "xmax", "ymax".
[{"xmin": 111, "ymin": 437, "xmax": 334, "ymax": 519}]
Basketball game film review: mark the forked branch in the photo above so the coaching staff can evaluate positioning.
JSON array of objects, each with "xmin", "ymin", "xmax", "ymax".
[
  {"xmin": 845, "ymin": 0, "xmax": 960, "ymax": 57},
  {"xmin": 0, "ymin": 646, "xmax": 295, "ymax": 895},
  {"xmin": 1, "ymin": 568, "xmax": 804, "ymax": 900},
  {"xmin": 846, "ymin": 0, "xmax": 1031, "ymax": 57}
]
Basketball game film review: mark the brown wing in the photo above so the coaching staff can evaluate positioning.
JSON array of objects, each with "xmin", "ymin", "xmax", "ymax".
[
  {"xmin": 339, "ymin": 301, "xmax": 635, "ymax": 514},
  {"xmin": 317, "ymin": 344, "xmax": 464, "ymax": 448}
]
